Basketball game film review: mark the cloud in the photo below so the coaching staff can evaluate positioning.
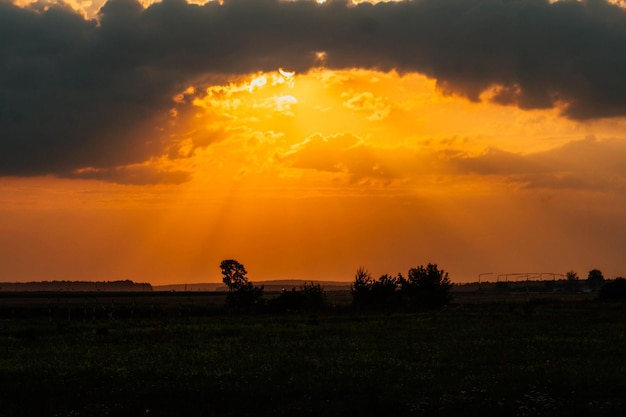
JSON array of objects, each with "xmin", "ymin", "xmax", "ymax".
[
  {"xmin": 71, "ymin": 163, "xmax": 192, "ymax": 185},
  {"xmin": 342, "ymin": 91, "xmax": 390, "ymax": 121},
  {"xmin": 450, "ymin": 137, "xmax": 626, "ymax": 192},
  {"xmin": 282, "ymin": 132, "xmax": 626, "ymax": 193},
  {"xmin": 451, "ymin": 146, "xmax": 546, "ymax": 176},
  {"xmin": 280, "ymin": 133, "xmax": 397, "ymax": 184},
  {"xmin": 279, "ymin": 132, "xmax": 450, "ymax": 185},
  {"xmin": 2, "ymin": 0, "xmax": 626, "ymax": 181}
]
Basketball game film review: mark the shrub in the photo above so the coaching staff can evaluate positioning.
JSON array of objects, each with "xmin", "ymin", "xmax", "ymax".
[
  {"xmin": 269, "ymin": 282, "xmax": 328, "ymax": 313},
  {"xmin": 300, "ymin": 281, "xmax": 328, "ymax": 311},
  {"xmin": 599, "ymin": 278, "xmax": 626, "ymax": 300},
  {"xmin": 400, "ymin": 263, "xmax": 452, "ymax": 309},
  {"xmin": 371, "ymin": 274, "xmax": 401, "ymax": 311}
]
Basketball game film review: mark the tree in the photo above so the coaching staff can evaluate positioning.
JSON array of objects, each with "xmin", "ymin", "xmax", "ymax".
[
  {"xmin": 371, "ymin": 274, "xmax": 400, "ymax": 311},
  {"xmin": 350, "ymin": 267, "xmax": 374, "ymax": 310},
  {"xmin": 401, "ymin": 263, "xmax": 452, "ymax": 309},
  {"xmin": 219, "ymin": 259, "xmax": 264, "ymax": 311},
  {"xmin": 586, "ymin": 269, "xmax": 605, "ymax": 291},
  {"xmin": 565, "ymin": 270, "xmax": 580, "ymax": 293},
  {"xmin": 350, "ymin": 267, "xmax": 404, "ymax": 311},
  {"xmin": 350, "ymin": 268, "xmax": 405, "ymax": 311}
]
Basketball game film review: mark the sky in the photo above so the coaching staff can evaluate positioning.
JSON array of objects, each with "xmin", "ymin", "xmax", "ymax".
[{"xmin": 2, "ymin": 0, "xmax": 626, "ymax": 285}]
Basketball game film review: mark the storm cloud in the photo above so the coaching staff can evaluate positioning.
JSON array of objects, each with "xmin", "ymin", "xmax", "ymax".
[{"xmin": 2, "ymin": 0, "xmax": 626, "ymax": 180}]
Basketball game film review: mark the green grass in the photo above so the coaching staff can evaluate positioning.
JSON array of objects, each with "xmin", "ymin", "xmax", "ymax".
[{"xmin": 1, "ymin": 300, "xmax": 625, "ymax": 416}]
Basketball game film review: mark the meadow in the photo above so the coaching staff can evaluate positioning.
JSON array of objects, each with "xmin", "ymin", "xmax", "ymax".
[{"xmin": 1, "ymin": 292, "xmax": 625, "ymax": 417}]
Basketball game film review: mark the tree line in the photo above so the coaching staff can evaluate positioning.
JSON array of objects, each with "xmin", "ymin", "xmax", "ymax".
[
  {"xmin": 220, "ymin": 260, "xmax": 626, "ymax": 314},
  {"xmin": 219, "ymin": 259, "xmax": 452, "ymax": 313},
  {"xmin": 350, "ymin": 264, "xmax": 451, "ymax": 311},
  {"xmin": 219, "ymin": 259, "xmax": 328, "ymax": 313},
  {"xmin": 565, "ymin": 269, "xmax": 626, "ymax": 299}
]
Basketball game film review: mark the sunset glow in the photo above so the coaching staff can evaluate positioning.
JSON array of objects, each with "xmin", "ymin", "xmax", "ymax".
[{"xmin": 3, "ymin": 0, "xmax": 626, "ymax": 285}]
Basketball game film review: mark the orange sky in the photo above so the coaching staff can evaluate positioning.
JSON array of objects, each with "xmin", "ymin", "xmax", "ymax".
[
  {"xmin": 3, "ymin": 67, "xmax": 626, "ymax": 284},
  {"xmin": 3, "ymin": 0, "xmax": 626, "ymax": 285}
]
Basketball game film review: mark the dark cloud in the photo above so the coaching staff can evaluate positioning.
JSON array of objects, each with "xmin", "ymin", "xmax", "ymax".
[
  {"xmin": 72, "ymin": 164, "xmax": 192, "ymax": 185},
  {"xmin": 2, "ymin": 0, "xmax": 626, "ymax": 181}
]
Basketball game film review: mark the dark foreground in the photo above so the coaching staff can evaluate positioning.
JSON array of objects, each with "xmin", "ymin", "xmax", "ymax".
[{"xmin": 1, "ymin": 296, "xmax": 625, "ymax": 417}]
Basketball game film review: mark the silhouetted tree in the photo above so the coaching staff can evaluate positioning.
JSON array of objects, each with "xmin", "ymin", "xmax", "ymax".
[
  {"xmin": 565, "ymin": 270, "xmax": 581, "ymax": 293},
  {"xmin": 401, "ymin": 263, "xmax": 452, "ymax": 309},
  {"xmin": 371, "ymin": 274, "xmax": 400, "ymax": 311},
  {"xmin": 599, "ymin": 277, "xmax": 626, "ymax": 300},
  {"xmin": 219, "ymin": 259, "xmax": 264, "ymax": 311},
  {"xmin": 220, "ymin": 259, "xmax": 248, "ymax": 291},
  {"xmin": 350, "ymin": 268, "xmax": 405, "ymax": 311},
  {"xmin": 586, "ymin": 269, "xmax": 605, "ymax": 291},
  {"xmin": 350, "ymin": 267, "xmax": 374, "ymax": 310}
]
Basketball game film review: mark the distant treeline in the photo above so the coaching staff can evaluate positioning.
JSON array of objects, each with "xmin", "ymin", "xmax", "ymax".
[
  {"xmin": 154, "ymin": 280, "xmax": 351, "ymax": 292},
  {"xmin": 0, "ymin": 280, "xmax": 153, "ymax": 292}
]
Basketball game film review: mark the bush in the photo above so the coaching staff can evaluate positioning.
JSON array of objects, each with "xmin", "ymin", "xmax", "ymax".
[
  {"xmin": 371, "ymin": 274, "xmax": 401, "ymax": 311},
  {"xmin": 401, "ymin": 263, "xmax": 452, "ymax": 309},
  {"xmin": 599, "ymin": 278, "xmax": 626, "ymax": 300},
  {"xmin": 224, "ymin": 284, "xmax": 265, "ymax": 312},
  {"xmin": 300, "ymin": 282, "xmax": 328, "ymax": 311},
  {"xmin": 269, "ymin": 282, "xmax": 328, "ymax": 313},
  {"xmin": 350, "ymin": 264, "xmax": 452, "ymax": 311}
]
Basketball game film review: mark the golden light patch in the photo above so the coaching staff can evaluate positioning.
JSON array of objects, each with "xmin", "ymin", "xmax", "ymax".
[
  {"xmin": 341, "ymin": 91, "xmax": 391, "ymax": 121},
  {"xmin": 8, "ymin": 1, "xmax": 626, "ymax": 286},
  {"xmin": 164, "ymin": 66, "xmax": 619, "ymax": 198}
]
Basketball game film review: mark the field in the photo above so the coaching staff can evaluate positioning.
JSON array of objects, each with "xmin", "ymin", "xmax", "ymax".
[{"xmin": 1, "ymin": 292, "xmax": 625, "ymax": 417}]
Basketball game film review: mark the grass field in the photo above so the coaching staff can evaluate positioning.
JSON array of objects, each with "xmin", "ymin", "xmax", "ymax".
[{"xmin": 1, "ymin": 293, "xmax": 625, "ymax": 416}]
